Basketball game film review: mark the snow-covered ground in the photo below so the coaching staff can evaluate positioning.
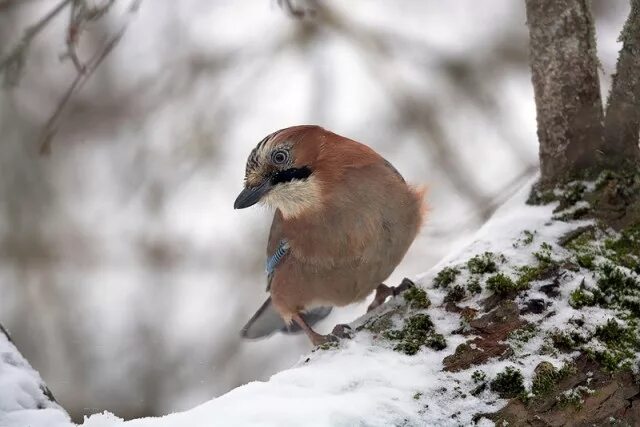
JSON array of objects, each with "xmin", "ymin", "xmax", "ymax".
[
  {"xmin": 7, "ymin": 177, "xmax": 622, "ymax": 427},
  {"xmin": 0, "ymin": 328, "xmax": 71, "ymax": 427}
]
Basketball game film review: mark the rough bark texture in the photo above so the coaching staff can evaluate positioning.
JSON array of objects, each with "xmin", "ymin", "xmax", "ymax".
[
  {"xmin": 603, "ymin": 0, "xmax": 640, "ymax": 166},
  {"xmin": 443, "ymin": 301, "xmax": 524, "ymax": 372},
  {"xmin": 488, "ymin": 355, "xmax": 640, "ymax": 427},
  {"xmin": 525, "ymin": 0, "xmax": 604, "ymax": 187}
]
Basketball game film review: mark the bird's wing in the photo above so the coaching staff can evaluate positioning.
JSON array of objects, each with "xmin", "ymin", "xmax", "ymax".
[
  {"xmin": 265, "ymin": 211, "xmax": 285, "ymax": 291},
  {"xmin": 267, "ymin": 210, "xmax": 284, "ymax": 259},
  {"xmin": 241, "ymin": 297, "xmax": 332, "ymax": 339},
  {"xmin": 241, "ymin": 210, "xmax": 332, "ymax": 339}
]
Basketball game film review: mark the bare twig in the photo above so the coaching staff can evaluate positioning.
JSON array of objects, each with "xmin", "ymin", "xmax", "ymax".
[
  {"xmin": 276, "ymin": 0, "xmax": 315, "ymax": 19},
  {"xmin": 40, "ymin": 0, "xmax": 143, "ymax": 155},
  {"xmin": 64, "ymin": 0, "xmax": 119, "ymax": 73},
  {"xmin": 65, "ymin": 0, "xmax": 86, "ymax": 73},
  {"xmin": 0, "ymin": 0, "xmax": 73, "ymax": 86},
  {"xmin": 0, "ymin": 0, "xmax": 39, "ymax": 12}
]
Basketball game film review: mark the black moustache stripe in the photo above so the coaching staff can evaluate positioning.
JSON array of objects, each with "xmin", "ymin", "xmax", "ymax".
[{"xmin": 271, "ymin": 166, "xmax": 312, "ymax": 185}]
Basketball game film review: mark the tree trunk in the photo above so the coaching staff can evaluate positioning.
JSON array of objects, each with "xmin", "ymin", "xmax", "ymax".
[
  {"xmin": 525, "ymin": 0, "xmax": 604, "ymax": 188},
  {"xmin": 603, "ymin": 0, "xmax": 640, "ymax": 165}
]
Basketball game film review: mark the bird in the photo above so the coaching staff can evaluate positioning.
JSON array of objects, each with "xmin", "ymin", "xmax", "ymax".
[{"xmin": 234, "ymin": 125, "xmax": 426, "ymax": 346}]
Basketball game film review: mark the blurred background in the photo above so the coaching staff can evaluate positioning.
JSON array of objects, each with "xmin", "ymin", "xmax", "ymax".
[{"xmin": 0, "ymin": 0, "xmax": 629, "ymax": 421}]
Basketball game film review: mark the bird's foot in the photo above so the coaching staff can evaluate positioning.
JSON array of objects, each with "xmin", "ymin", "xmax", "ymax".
[
  {"xmin": 331, "ymin": 324, "xmax": 353, "ymax": 339},
  {"xmin": 393, "ymin": 278, "xmax": 415, "ymax": 296},
  {"xmin": 311, "ymin": 333, "xmax": 339, "ymax": 347},
  {"xmin": 367, "ymin": 278, "xmax": 416, "ymax": 312},
  {"xmin": 310, "ymin": 324, "xmax": 353, "ymax": 347}
]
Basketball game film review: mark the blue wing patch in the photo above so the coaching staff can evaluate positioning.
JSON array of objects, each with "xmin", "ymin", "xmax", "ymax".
[{"xmin": 266, "ymin": 240, "xmax": 289, "ymax": 290}]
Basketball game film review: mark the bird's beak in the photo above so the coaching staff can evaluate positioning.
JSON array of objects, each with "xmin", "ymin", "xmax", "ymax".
[{"xmin": 234, "ymin": 179, "xmax": 272, "ymax": 209}]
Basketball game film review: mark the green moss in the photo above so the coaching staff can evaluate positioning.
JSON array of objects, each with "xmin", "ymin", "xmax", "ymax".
[
  {"xmin": 490, "ymin": 366, "xmax": 525, "ymax": 398},
  {"xmin": 433, "ymin": 267, "xmax": 460, "ymax": 288},
  {"xmin": 527, "ymin": 186, "xmax": 556, "ymax": 205},
  {"xmin": 362, "ymin": 311, "xmax": 395, "ymax": 333},
  {"xmin": 576, "ymin": 253, "xmax": 595, "ymax": 269},
  {"xmin": 529, "ymin": 361, "xmax": 576, "ymax": 399},
  {"xmin": 603, "ymin": 224, "xmax": 640, "ymax": 274},
  {"xmin": 556, "ymin": 362, "xmax": 577, "ymax": 379},
  {"xmin": 444, "ymin": 285, "xmax": 466, "ymax": 303},
  {"xmin": 590, "ymin": 318, "xmax": 640, "ymax": 371},
  {"xmin": 530, "ymin": 362, "xmax": 576, "ymax": 397},
  {"xmin": 316, "ymin": 341, "xmax": 339, "ymax": 351},
  {"xmin": 467, "ymin": 252, "xmax": 499, "ymax": 274},
  {"xmin": 470, "ymin": 370, "xmax": 488, "ymax": 397},
  {"xmin": 563, "ymin": 227, "xmax": 600, "ymax": 270},
  {"xmin": 508, "ymin": 324, "xmax": 537, "ymax": 350},
  {"xmin": 403, "ymin": 286, "xmax": 431, "ymax": 310},
  {"xmin": 486, "ymin": 273, "xmax": 527, "ymax": 296},
  {"xmin": 547, "ymin": 329, "xmax": 589, "ymax": 352},
  {"xmin": 472, "ymin": 370, "xmax": 487, "ymax": 383},
  {"xmin": 595, "ymin": 318, "xmax": 637, "ymax": 345},
  {"xmin": 546, "ymin": 318, "xmax": 640, "ymax": 372},
  {"xmin": 413, "ymin": 392, "xmax": 423, "ymax": 400},
  {"xmin": 533, "ymin": 242, "xmax": 554, "ymax": 264},
  {"xmin": 553, "ymin": 204, "xmax": 591, "ymax": 221},
  {"xmin": 514, "ymin": 230, "xmax": 536, "ymax": 248},
  {"xmin": 595, "ymin": 168, "xmax": 640, "ymax": 197},
  {"xmin": 562, "ymin": 182, "xmax": 586, "ymax": 206},
  {"xmin": 427, "ymin": 333, "xmax": 447, "ymax": 351},
  {"xmin": 523, "ymin": 230, "xmax": 535, "ymax": 244},
  {"xmin": 563, "ymin": 221, "xmax": 640, "ymax": 275},
  {"xmin": 589, "ymin": 348, "xmax": 633, "ymax": 372},
  {"xmin": 531, "ymin": 363, "xmax": 559, "ymax": 396},
  {"xmin": 569, "ymin": 287, "xmax": 595, "ymax": 309},
  {"xmin": 467, "ymin": 277, "xmax": 482, "ymax": 294},
  {"xmin": 557, "ymin": 386, "xmax": 594, "ymax": 408},
  {"xmin": 528, "ymin": 181, "xmax": 591, "ymax": 221},
  {"xmin": 515, "ymin": 264, "xmax": 546, "ymax": 287},
  {"xmin": 384, "ymin": 313, "xmax": 446, "ymax": 355},
  {"xmin": 569, "ymin": 263, "xmax": 640, "ymax": 317},
  {"xmin": 564, "ymin": 227, "xmax": 596, "ymax": 251},
  {"xmin": 597, "ymin": 263, "xmax": 640, "ymax": 316}
]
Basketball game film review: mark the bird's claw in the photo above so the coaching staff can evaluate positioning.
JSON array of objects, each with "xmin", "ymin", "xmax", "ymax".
[
  {"xmin": 392, "ymin": 278, "xmax": 415, "ymax": 296},
  {"xmin": 331, "ymin": 324, "xmax": 353, "ymax": 339},
  {"xmin": 311, "ymin": 325, "xmax": 353, "ymax": 347}
]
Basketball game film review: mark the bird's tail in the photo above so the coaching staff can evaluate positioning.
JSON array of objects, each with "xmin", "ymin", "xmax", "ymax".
[{"xmin": 241, "ymin": 297, "xmax": 332, "ymax": 339}]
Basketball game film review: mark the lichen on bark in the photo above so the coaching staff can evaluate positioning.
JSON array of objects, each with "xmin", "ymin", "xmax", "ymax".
[
  {"xmin": 603, "ymin": 0, "xmax": 640, "ymax": 166},
  {"xmin": 525, "ymin": 0, "xmax": 605, "ymax": 187}
]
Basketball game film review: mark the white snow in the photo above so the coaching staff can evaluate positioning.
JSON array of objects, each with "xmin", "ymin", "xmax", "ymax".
[
  {"xmin": 0, "ymin": 328, "xmax": 71, "ymax": 427},
  {"xmin": 3, "ymin": 177, "xmax": 632, "ymax": 426}
]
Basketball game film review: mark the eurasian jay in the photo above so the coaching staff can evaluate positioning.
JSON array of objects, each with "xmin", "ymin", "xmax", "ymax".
[{"xmin": 235, "ymin": 125, "xmax": 426, "ymax": 345}]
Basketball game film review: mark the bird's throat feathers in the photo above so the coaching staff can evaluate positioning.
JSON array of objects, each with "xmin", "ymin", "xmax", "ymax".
[{"xmin": 263, "ymin": 174, "xmax": 323, "ymax": 219}]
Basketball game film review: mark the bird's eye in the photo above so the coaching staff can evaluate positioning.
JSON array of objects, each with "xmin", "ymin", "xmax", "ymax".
[{"xmin": 271, "ymin": 149, "xmax": 289, "ymax": 165}]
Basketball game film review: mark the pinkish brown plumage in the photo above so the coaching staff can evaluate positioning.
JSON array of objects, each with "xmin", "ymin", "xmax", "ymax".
[{"xmin": 235, "ymin": 125, "xmax": 426, "ymax": 345}]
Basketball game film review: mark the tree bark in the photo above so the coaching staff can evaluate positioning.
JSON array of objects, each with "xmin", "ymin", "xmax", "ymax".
[
  {"xmin": 603, "ymin": 0, "xmax": 640, "ymax": 165},
  {"xmin": 525, "ymin": 0, "xmax": 604, "ymax": 187}
]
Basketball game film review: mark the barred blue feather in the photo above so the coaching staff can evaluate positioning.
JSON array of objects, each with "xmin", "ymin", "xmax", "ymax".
[{"xmin": 266, "ymin": 240, "xmax": 289, "ymax": 276}]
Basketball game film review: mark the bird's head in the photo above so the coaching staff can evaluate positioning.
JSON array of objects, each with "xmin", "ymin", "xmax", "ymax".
[{"xmin": 234, "ymin": 126, "xmax": 325, "ymax": 219}]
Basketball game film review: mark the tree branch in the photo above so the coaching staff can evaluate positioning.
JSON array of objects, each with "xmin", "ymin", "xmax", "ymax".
[
  {"xmin": 39, "ymin": 0, "xmax": 142, "ymax": 155},
  {"xmin": 603, "ymin": 0, "xmax": 640, "ymax": 165},
  {"xmin": 0, "ymin": 0, "xmax": 73, "ymax": 86}
]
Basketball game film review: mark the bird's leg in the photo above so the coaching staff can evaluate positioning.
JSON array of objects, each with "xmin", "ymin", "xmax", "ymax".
[
  {"xmin": 367, "ymin": 284, "xmax": 393, "ymax": 312},
  {"xmin": 367, "ymin": 278, "xmax": 415, "ymax": 312},
  {"xmin": 292, "ymin": 312, "xmax": 337, "ymax": 346},
  {"xmin": 330, "ymin": 324, "xmax": 353, "ymax": 339}
]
